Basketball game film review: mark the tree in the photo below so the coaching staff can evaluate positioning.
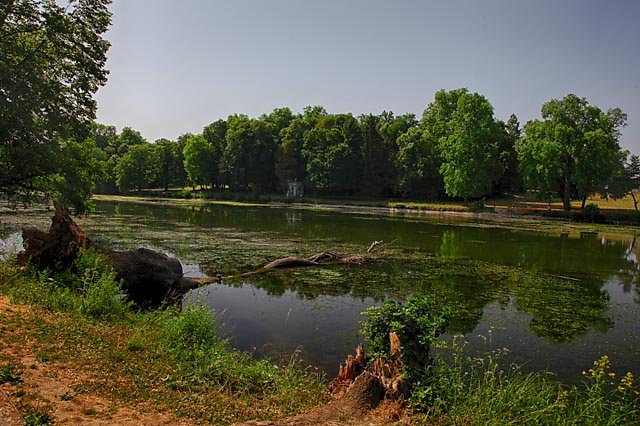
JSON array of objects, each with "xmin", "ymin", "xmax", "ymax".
[
  {"xmin": 516, "ymin": 123, "xmax": 564, "ymax": 207},
  {"xmin": 55, "ymin": 139, "xmax": 107, "ymax": 214},
  {"xmin": 519, "ymin": 94, "xmax": 626, "ymax": 211},
  {"xmin": 221, "ymin": 115, "xmax": 278, "ymax": 192},
  {"xmin": 423, "ymin": 89, "xmax": 503, "ymax": 200},
  {"xmin": 202, "ymin": 119, "xmax": 227, "ymax": 188},
  {"xmin": 495, "ymin": 114, "xmax": 523, "ymax": 195},
  {"xmin": 155, "ymin": 139, "xmax": 186, "ymax": 191},
  {"xmin": 183, "ymin": 134, "xmax": 215, "ymax": 189},
  {"xmin": 607, "ymin": 153, "xmax": 640, "ymax": 211},
  {"xmin": 275, "ymin": 117, "xmax": 308, "ymax": 191},
  {"xmin": 377, "ymin": 112, "xmax": 417, "ymax": 196},
  {"xmin": 117, "ymin": 127, "xmax": 147, "ymax": 155},
  {"xmin": 116, "ymin": 144, "xmax": 159, "ymax": 192},
  {"xmin": 395, "ymin": 127, "xmax": 443, "ymax": 199},
  {"xmin": 0, "ymin": 0, "xmax": 111, "ymax": 202},
  {"xmin": 302, "ymin": 114, "xmax": 363, "ymax": 194}
]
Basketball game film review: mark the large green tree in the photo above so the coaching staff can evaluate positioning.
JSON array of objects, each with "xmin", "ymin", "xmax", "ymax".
[
  {"xmin": 495, "ymin": 114, "xmax": 523, "ymax": 195},
  {"xmin": 395, "ymin": 127, "xmax": 443, "ymax": 199},
  {"xmin": 221, "ymin": 115, "xmax": 278, "ymax": 192},
  {"xmin": 302, "ymin": 114, "xmax": 363, "ymax": 194},
  {"xmin": 518, "ymin": 94, "xmax": 626, "ymax": 210},
  {"xmin": 0, "ymin": 0, "xmax": 111, "ymax": 202},
  {"xmin": 275, "ymin": 117, "xmax": 308, "ymax": 191},
  {"xmin": 423, "ymin": 89, "xmax": 503, "ymax": 200},
  {"xmin": 202, "ymin": 119, "xmax": 227, "ymax": 188},
  {"xmin": 155, "ymin": 138, "xmax": 186, "ymax": 191},
  {"xmin": 183, "ymin": 134, "xmax": 216, "ymax": 189},
  {"xmin": 116, "ymin": 144, "xmax": 159, "ymax": 192}
]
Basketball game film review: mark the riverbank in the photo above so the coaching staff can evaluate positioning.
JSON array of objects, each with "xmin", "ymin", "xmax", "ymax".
[
  {"xmin": 1, "ymin": 257, "xmax": 639, "ymax": 425},
  {"xmin": 0, "ymin": 257, "xmax": 327, "ymax": 425}
]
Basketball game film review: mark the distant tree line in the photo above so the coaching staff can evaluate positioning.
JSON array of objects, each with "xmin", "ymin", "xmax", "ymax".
[
  {"xmin": 80, "ymin": 89, "xmax": 636, "ymax": 213},
  {"xmin": 2, "ymin": 2, "xmax": 637, "ymax": 214}
]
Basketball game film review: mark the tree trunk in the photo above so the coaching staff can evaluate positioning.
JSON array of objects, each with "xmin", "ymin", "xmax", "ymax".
[
  {"xmin": 632, "ymin": 192, "xmax": 638, "ymax": 211},
  {"xmin": 563, "ymin": 175, "xmax": 572, "ymax": 211},
  {"xmin": 18, "ymin": 202, "xmax": 206, "ymax": 308},
  {"xmin": 581, "ymin": 196, "xmax": 587, "ymax": 209}
]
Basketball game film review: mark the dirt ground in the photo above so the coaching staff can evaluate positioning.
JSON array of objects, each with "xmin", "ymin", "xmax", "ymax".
[
  {"xmin": 0, "ymin": 293, "xmax": 405, "ymax": 425},
  {"xmin": 0, "ymin": 295, "xmax": 194, "ymax": 425}
]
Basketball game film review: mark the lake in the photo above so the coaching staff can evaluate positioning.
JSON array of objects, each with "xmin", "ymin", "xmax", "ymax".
[{"xmin": 2, "ymin": 199, "xmax": 639, "ymax": 383}]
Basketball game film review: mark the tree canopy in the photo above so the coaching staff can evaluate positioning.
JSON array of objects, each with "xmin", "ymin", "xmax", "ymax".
[
  {"xmin": 518, "ymin": 94, "xmax": 626, "ymax": 210},
  {"xmin": 0, "ymin": 0, "xmax": 112, "ymax": 204}
]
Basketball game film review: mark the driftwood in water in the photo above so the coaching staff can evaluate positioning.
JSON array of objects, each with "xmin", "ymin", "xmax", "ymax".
[
  {"xmin": 18, "ymin": 202, "xmax": 218, "ymax": 307},
  {"xmin": 18, "ymin": 203, "xmax": 374, "ymax": 306},
  {"xmin": 258, "ymin": 251, "xmax": 365, "ymax": 272}
]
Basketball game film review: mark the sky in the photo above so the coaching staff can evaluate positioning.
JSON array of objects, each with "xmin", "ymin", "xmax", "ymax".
[{"xmin": 95, "ymin": 0, "xmax": 640, "ymax": 153}]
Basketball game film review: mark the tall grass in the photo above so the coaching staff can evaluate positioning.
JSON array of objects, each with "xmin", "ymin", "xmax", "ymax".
[{"xmin": 413, "ymin": 338, "xmax": 640, "ymax": 425}]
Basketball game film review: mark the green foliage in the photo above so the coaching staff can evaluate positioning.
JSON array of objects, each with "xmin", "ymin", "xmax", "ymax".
[
  {"xmin": 516, "ymin": 122, "xmax": 564, "ymax": 204},
  {"xmin": 24, "ymin": 410, "xmax": 55, "ymax": 426},
  {"xmin": 395, "ymin": 127, "xmax": 443, "ymax": 199},
  {"xmin": 183, "ymin": 134, "xmax": 216, "ymax": 188},
  {"xmin": 361, "ymin": 296, "xmax": 450, "ymax": 378},
  {"xmin": 276, "ymin": 118, "xmax": 309, "ymax": 190},
  {"xmin": 0, "ymin": 0, "xmax": 111, "ymax": 203},
  {"xmin": 160, "ymin": 305, "xmax": 219, "ymax": 359},
  {"xmin": 520, "ymin": 94, "xmax": 626, "ymax": 211},
  {"xmin": 0, "ymin": 363, "xmax": 23, "ymax": 384},
  {"xmin": 573, "ymin": 203, "xmax": 604, "ymax": 223},
  {"xmin": 607, "ymin": 153, "xmax": 640, "ymax": 211},
  {"xmin": 116, "ymin": 144, "xmax": 160, "ymax": 192},
  {"xmin": 495, "ymin": 114, "xmax": 523, "ymax": 194},
  {"xmin": 418, "ymin": 346, "xmax": 640, "ymax": 424},
  {"xmin": 302, "ymin": 114, "xmax": 363, "ymax": 194},
  {"xmin": 155, "ymin": 138, "xmax": 187, "ymax": 190},
  {"xmin": 55, "ymin": 139, "xmax": 108, "ymax": 214},
  {"xmin": 221, "ymin": 115, "xmax": 278, "ymax": 192},
  {"xmin": 428, "ymin": 89, "xmax": 504, "ymax": 200},
  {"xmin": 2, "ymin": 250, "xmax": 130, "ymax": 321}
]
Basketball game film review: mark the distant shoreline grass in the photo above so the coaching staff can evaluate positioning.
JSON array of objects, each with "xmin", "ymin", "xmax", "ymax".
[{"xmin": 92, "ymin": 193, "xmax": 640, "ymax": 242}]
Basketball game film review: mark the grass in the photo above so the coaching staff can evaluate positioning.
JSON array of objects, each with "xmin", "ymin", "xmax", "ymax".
[
  {"xmin": 1, "ymin": 249, "xmax": 639, "ymax": 424},
  {"xmin": 0, "ymin": 253, "xmax": 327, "ymax": 424},
  {"xmin": 410, "ymin": 340, "xmax": 640, "ymax": 425},
  {"xmin": 98, "ymin": 187, "xmax": 640, "ymax": 211}
]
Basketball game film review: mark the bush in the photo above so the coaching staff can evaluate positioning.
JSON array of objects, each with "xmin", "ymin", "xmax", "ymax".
[
  {"xmin": 574, "ymin": 203, "xmax": 604, "ymax": 223},
  {"xmin": 160, "ymin": 305, "xmax": 218, "ymax": 359},
  {"xmin": 1, "ymin": 250, "xmax": 130, "ymax": 321}
]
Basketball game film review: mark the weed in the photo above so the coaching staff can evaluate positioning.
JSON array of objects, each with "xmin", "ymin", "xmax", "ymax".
[
  {"xmin": 24, "ymin": 409, "xmax": 54, "ymax": 426},
  {"xmin": 0, "ymin": 363, "xmax": 23, "ymax": 384}
]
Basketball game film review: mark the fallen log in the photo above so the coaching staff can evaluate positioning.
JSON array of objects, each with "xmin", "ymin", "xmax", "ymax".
[
  {"xmin": 18, "ymin": 202, "xmax": 216, "ymax": 307},
  {"xmin": 18, "ymin": 203, "xmax": 378, "ymax": 307}
]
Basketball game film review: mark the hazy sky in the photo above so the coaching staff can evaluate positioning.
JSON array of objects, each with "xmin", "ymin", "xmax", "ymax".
[{"xmin": 95, "ymin": 0, "xmax": 640, "ymax": 153}]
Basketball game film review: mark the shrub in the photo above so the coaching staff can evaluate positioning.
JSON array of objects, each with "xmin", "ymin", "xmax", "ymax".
[{"xmin": 574, "ymin": 203, "xmax": 604, "ymax": 223}]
